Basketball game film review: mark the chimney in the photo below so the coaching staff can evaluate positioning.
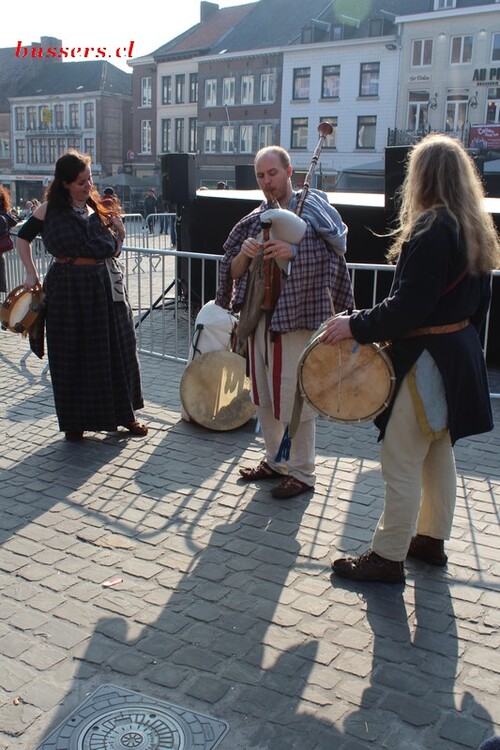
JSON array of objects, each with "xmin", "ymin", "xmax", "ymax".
[{"xmin": 200, "ymin": 1, "xmax": 219, "ymax": 23}]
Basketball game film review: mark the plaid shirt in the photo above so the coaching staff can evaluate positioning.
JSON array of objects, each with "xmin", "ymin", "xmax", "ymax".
[{"xmin": 215, "ymin": 196, "xmax": 355, "ymax": 333}]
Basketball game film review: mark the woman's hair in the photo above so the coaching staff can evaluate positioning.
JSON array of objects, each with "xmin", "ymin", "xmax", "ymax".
[
  {"xmin": 387, "ymin": 134, "xmax": 499, "ymax": 273},
  {"xmin": 0, "ymin": 186, "xmax": 12, "ymax": 213},
  {"xmin": 45, "ymin": 150, "xmax": 113, "ymax": 220}
]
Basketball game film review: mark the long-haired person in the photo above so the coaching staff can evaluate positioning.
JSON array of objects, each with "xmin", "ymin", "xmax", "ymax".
[
  {"xmin": 0, "ymin": 186, "xmax": 19, "ymax": 292},
  {"xmin": 322, "ymin": 134, "xmax": 499, "ymax": 583},
  {"xmin": 16, "ymin": 150, "xmax": 147, "ymax": 441}
]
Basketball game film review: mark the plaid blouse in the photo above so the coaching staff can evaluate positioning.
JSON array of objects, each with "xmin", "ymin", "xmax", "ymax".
[{"xmin": 215, "ymin": 196, "xmax": 355, "ymax": 333}]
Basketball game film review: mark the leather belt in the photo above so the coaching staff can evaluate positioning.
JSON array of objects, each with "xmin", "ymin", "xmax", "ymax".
[
  {"xmin": 401, "ymin": 319, "xmax": 470, "ymax": 339},
  {"xmin": 55, "ymin": 257, "xmax": 106, "ymax": 265}
]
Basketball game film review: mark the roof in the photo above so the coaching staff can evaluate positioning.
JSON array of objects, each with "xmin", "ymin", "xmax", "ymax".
[
  {"xmin": 209, "ymin": 0, "xmax": 334, "ymax": 52},
  {"xmin": 152, "ymin": 3, "xmax": 257, "ymax": 61},
  {"xmin": 13, "ymin": 60, "xmax": 132, "ymax": 98}
]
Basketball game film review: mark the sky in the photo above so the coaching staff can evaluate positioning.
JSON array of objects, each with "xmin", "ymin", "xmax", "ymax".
[{"xmin": 1, "ymin": 0, "xmax": 254, "ymax": 72}]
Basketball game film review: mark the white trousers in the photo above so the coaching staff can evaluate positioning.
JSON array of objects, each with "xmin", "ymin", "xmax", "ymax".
[
  {"xmin": 372, "ymin": 376, "xmax": 457, "ymax": 561},
  {"xmin": 249, "ymin": 316, "xmax": 316, "ymax": 486}
]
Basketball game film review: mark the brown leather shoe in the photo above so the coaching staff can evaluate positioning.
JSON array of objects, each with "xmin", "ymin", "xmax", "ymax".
[
  {"xmin": 239, "ymin": 460, "xmax": 281, "ymax": 481},
  {"xmin": 407, "ymin": 534, "xmax": 447, "ymax": 566},
  {"xmin": 331, "ymin": 550, "xmax": 405, "ymax": 583},
  {"xmin": 271, "ymin": 476, "xmax": 312, "ymax": 499}
]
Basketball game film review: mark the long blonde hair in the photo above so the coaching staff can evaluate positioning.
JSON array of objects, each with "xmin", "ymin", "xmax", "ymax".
[{"xmin": 387, "ymin": 134, "xmax": 499, "ymax": 273}]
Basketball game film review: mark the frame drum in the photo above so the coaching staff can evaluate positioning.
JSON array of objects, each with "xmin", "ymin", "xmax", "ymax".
[
  {"xmin": 0, "ymin": 286, "xmax": 44, "ymax": 335},
  {"xmin": 298, "ymin": 324, "xmax": 395, "ymax": 423},
  {"xmin": 180, "ymin": 350, "xmax": 255, "ymax": 431}
]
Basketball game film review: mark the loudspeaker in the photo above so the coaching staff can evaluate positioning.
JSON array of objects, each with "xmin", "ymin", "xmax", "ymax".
[
  {"xmin": 161, "ymin": 154, "xmax": 196, "ymax": 205},
  {"xmin": 235, "ymin": 164, "xmax": 256, "ymax": 190},
  {"xmin": 384, "ymin": 146, "xmax": 411, "ymax": 213}
]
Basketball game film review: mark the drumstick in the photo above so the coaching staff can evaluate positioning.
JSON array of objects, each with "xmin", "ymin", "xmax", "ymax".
[{"xmin": 326, "ymin": 288, "xmax": 336, "ymax": 317}]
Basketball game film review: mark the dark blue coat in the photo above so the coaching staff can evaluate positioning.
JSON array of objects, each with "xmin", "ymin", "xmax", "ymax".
[{"xmin": 350, "ymin": 209, "xmax": 493, "ymax": 444}]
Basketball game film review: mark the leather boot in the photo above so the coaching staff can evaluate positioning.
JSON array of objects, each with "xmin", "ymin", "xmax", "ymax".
[
  {"xmin": 407, "ymin": 534, "xmax": 447, "ymax": 566},
  {"xmin": 331, "ymin": 550, "xmax": 405, "ymax": 583}
]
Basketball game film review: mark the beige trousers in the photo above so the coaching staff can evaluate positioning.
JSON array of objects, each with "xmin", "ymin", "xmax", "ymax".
[
  {"xmin": 249, "ymin": 316, "xmax": 316, "ymax": 486},
  {"xmin": 372, "ymin": 376, "xmax": 457, "ymax": 561}
]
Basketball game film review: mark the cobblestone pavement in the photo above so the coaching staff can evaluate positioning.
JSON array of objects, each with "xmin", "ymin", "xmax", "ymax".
[{"xmin": 0, "ymin": 330, "xmax": 499, "ymax": 750}]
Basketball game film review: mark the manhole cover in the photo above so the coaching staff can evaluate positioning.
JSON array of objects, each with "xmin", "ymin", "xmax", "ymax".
[{"xmin": 37, "ymin": 684, "xmax": 229, "ymax": 750}]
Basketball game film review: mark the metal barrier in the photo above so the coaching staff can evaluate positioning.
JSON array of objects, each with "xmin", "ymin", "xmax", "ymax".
[{"xmin": 2, "ymin": 237, "xmax": 498, "ymax": 398}]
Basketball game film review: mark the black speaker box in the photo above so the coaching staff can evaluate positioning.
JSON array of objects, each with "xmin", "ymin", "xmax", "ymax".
[
  {"xmin": 235, "ymin": 164, "xmax": 256, "ymax": 189},
  {"xmin": 161, "ymin": 154, "xmax": 196, "ymax": 205},
  {"xmin": 384, "ymin": 146, "xmax": 411, "ymax": 213}
]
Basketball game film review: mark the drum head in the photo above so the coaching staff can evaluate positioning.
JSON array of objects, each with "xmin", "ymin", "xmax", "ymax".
[
  {"xmin": 299, "ymin": 337, "xmax": 395, "ymax": 423},
  {"xmin": 180, "ymin": 350, "xmax": 255, "ymax": 431},
  {"xmin": 1, "ymin": 286, "xmax": 42, "ymax": 334}
]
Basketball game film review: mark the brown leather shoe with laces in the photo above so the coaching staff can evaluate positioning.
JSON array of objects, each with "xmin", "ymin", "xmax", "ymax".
[
  {"xmin": 407, "ymin": 534, "xmax": 447, "ymax": 566},
  {"xmin": 331, "ymin": 550, "xmax": 405, "ymax": 583},
  {"xmin": 271, "ymin": 476, "xmax": 312, "ymax": 499},
  {"xmin": 239, "ymin": 461, "xmax": 281, "ymax": 481}
]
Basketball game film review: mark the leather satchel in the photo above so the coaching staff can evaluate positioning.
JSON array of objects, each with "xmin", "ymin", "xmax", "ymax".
[{"xmin": 237, "ymin": 254, "xmax": 266, "ymax": 341}]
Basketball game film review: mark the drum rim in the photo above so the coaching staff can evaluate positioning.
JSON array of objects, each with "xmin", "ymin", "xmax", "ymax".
[
  {"xmin": 298, "ymin": 336, "xmax": 396, "ymax": 424},
  {"xmin": 1, "ymin": 286, "xmax": 44, "ymax": 334}
]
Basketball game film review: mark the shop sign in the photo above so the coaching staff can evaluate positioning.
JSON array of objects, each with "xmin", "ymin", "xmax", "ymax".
[{"xmin": 469, "ymin": 124, "xmax": 500, "ymax": 149}]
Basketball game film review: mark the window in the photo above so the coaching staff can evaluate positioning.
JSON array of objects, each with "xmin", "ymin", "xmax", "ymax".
[
  {"xmin": 69, "ymin": 103, "xmax": 79, "ymax": 128},
  {"xmin": 27, "ymin": 106, "xmax": 36, "ymax": 130},
  {"xmin": 412, "ymin": 39, "xmax": 433, "ymax": 67},
  {"xmin": 205, "ymin": 79, "xmax": 217, "ymax": 107},
  {"xmin": 16, "ymin": 139, "xmax": 26, "ymax": 163},
  {"xmin": 258, "ymin": 124, "xmax": 272, "ymax": 149},
  {"xmin": 67, "ymin": 137, "xmax": 79, "ymax": 149},
  {"xmin": 321, "ymin": 65, "xmax": 340, "ymax": 99},
  {"xmin": 222, "ymin": 125, "xmax": 235, "ymax": 152},
  {"xmin": 57, "ymin": 137, "xmax": 66, "ymax": 154},
  {"xmin": 445, "ymin": 90, "xmax": 468, "ymax": 130},
  {"xmin": 161, "ymin": 119, "xmax": 171, "ymax": 152},
  {"xmin": 175, "ymin": 75, "xmax": 185, "ymax": 104},
  {"xmin": 189, "ymin": 73, "xmax": 198, "ymax": 103},
  {"xmin": 31, "ymin": 140, "xmax": 39, "ymax": 164},
  {"xmin": 492, "ymin": 34, "xmax": 500, "ymax": 62},
  {"xmin": 175, "ymin": 118, "xmax": 184, "ymax": 152},
  {"xmin": 240, "ymin": 125, "xmax": 253, "ymax": 153},
  {"xmin": 204, "ymin": 126, "xmax": 217, "ymax": 153},
  {"xmin": 487, "ymin": 88, "xmax": 500, "ymax": 123},
  {"xmin": 84, "ymin": 103, "xmax": 94, "ymax": 129},
  {"xmin": 451, "ymin": 35, "xmax": 473, "ymax": 64},
  {"xmin": 291, "ymin": 117, "xmax": 308, "ymax": 149},
  {"xmin": 359, "ymin": 63, "xmax": 380, "ymax": 96},
  {"xmin": 260, "ymin": 73, "xmax": 276, "ymax": 103},
  {"xmin": 54, "ymin": 104, "xmax": 64, "ymax": 129},
  {"xmin": 39, "ymin": 138, "xmax": 48, "ymax": 162},
  {"xmin": 162, "ymin": 76, "xmax": 172, "ymax": 105},
  {"xmin": 141, "ymin": 77, "xmax": 152, "ymax": 107},
  {"xmin": 223, "ymin": 77, "xmax": 235, "ymax": 105},
  {"xmin": 241, "ymin": 75, "xmax": 254, "ymax": 104},
  {"xmin": 293, "ymin": 67, "xmax": 310, "ymax": 100},
  {"xmin": 49, "ymin": 138, "xmax": 57, "ymax": 162},
  {"xmin": 141, "ymin": 120, "xmax": 152, "ymax": 154},
  {"xmin": 188, "ymin": 117, "xmax": 197, "ymax": 152},
  {"xmin": 356, "ymin": 115, "xmax": 376, "ymax": 148},
  {"xmin": 434, "ymin": 0, "xmax": 455, "ymax": 8},
  {"xmin": 14, "ymin": 107, "xmax": 25, "ymax": 131},
  {"xmin": 321, "ymin": 117, "xmax": 337, "ymax": 148},
  {"xmin": 407, "ymin": 91, "xmax": 431, "ymax": 131},
  {"xmin": 84, "ymin": 138, "xmax": 94, "ymax": 159},
  {"xmin": 38, "ymin": 107, "xmax": 50, "ymax": 129}
]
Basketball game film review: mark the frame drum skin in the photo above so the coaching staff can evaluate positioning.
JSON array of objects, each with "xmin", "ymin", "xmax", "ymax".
[
  {"xmin": 298, "ymin": 332, "xmax": 395, "ymax": 423},
  {"xmin": 180, "ymin": 350, "xmax": 255, "ymax": 431}
]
